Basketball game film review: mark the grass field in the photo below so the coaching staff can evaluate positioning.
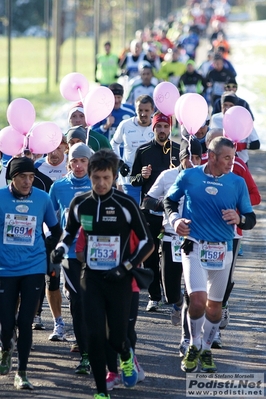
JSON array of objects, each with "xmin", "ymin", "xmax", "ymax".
[{"xmin": 0, "ymin": 36, "xmax": 104, "ymax": 128}]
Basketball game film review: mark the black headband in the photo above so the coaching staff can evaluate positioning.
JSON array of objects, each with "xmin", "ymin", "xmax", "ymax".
[{"xmin": 6, "ymin": 157, "xmax": 35, "ymax": 180}]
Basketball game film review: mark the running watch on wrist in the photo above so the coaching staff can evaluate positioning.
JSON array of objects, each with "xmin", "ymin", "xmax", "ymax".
[
  {"xmin": 123, "ymin": 261, "xmax": 133, "ymax": 271},
  {"xmin": 240, "ymin": 215, "xmax": 246, "ymax": 225}
]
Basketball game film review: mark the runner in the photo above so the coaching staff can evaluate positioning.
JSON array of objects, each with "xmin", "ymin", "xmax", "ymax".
[
  {"xmin": 130, "ymin": 111, "xmax": 180, "ymax": 311},
  {"xmin": 49, "ymin": 142, "xmax": 92, "ymax": 373},
  {"xmin": 164, "ymin": 137, "xmax": 256, "ymax": 373},
  {"xmin": 50, "ymin": 148, "xmax": 154, "ymax": 399},
  {"xmin": 0, "ymin": 157, "xmax": 61, "ymax": 389}
]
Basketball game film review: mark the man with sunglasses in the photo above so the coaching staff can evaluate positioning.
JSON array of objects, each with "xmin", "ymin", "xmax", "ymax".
[{"xmin": 212, "ymin": 77, "xmax": 254, "ymax": 118}]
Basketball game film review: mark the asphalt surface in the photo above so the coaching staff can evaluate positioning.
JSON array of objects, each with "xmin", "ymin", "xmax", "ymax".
[{"xmin": 0, "ymin": 150, "xmax": 265, "ymax": 399}]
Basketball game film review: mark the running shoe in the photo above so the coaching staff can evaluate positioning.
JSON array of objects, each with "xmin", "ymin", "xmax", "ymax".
[
  {"xmin": 238, "ymin": 244, "xmax": 243, "ymax": 256},
  {"xmin": 220, "ymin": 304, "xmax": 230, "ymax": 329},
  {"xmin": 134, "ymin": 355, "xmax": 145, "ymax": 382},
  {"xmin": 171, "ymin": 303, "xmax": 182, "ymax": 326},
  {"xmin": 48, "ymin": 321, "xmax": 65, "ymax": 341},
  {"xmin": 181, "ymin": 345, "xmax": 201, "ymax": 372},
  {"xmin": 94, "ymin": 394, "xmax": 110, "ymax": 399},
  {"xmin": 200, "ymin": 350, "xmax": 217, "ymax": 372},
  {"xmin": 211, "ymin": 330, "xmax": 222, "ymax": 349},
  {"xmin": 14, "ymin": 371, "xmax": 34, "ymax": 390},
  {"xmin": 0, "ymin": 349, "xmax": 12, "ymax": 375},
  {"xmin": 106, "ymin": 371, "xmax": 121, "ymax": 390},
  {"xmin": 75, "ymin": 353, "xmax": 90, "ymax": 374},
  {"xmin": 120, "ymin": 349, "xmax": 138, "ymax": 388},
  {"xmin": 179, "ymin": 339, "xmax": 190, "ymax": 357},
  {"xmin": 146, "ymin": 300, "xmax": 159, "ymax": 312},
  {"xmin": 32, "ymin": 315, "xmax": 45, "ymax": 330}
]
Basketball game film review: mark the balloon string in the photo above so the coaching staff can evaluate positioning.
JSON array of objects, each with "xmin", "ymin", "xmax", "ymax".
[
  {"xmin": 180, "ymin": 129, "xmax": 194, "ymax": 168},
  {"xmin": 20, "ymin": 136, "xmax": 29, "ymax": 155},
  {"xmin": 78, "ymin": 88, "xmax": 83, "ymax": 103}
]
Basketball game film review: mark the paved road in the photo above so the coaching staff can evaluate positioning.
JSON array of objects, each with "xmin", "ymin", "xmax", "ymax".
[{"xmin": 1, "ymin": 149, "xmax": 265, "ymax": 398}]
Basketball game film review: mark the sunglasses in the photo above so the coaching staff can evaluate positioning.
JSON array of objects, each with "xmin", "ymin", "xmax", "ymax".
[{"xmin": 225, "ymin": 84, "xmax": 237, "ymax": 90}]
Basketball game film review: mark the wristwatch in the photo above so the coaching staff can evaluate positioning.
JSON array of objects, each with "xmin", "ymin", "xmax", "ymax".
[
  {"xmin": 240, "ymin": 215, "xmax": 246, "ymax": 225},
  {"xmin": 123, "ymin": 261, "xmax": 133, "ymax": 271}
]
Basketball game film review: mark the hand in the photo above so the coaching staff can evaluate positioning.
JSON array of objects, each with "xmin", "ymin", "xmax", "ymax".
[
  {"xmin": 50, "ymin": 247, "xmax": 65, "ymax": 264},
  {"xmin": 104, "ymin": 264, "xmax": 128, "ymax": 282},
  {"xmin": 119, "ymin": 162, "xmax": 130, "ymax": 177},
  {"xmin": 222, "ymin": 209, "xmax": 240, "ymax": 225},
  {"xmin": 48, "ymin": 262, "xmax": 61, "ymax": 278},
  {"xmin": 106, "ymin": 115, "xmax": 115, "ymax": 127},
  {"xmin": 174, "ymin": 218, "xmax": 191, "ymax": 236},
  {"xmin": 141, "ymin": 164, "xmax": 152, "ymax": 179}
]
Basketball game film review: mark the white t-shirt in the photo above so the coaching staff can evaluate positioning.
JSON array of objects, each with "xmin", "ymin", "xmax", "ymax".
[{"xmin": 36, "ymin": 154, "xmax": 68, "ymax": 182}]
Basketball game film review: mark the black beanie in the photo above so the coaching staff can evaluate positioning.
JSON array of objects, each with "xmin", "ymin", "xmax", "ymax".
[
  {"xmin": 66, "ymin": 125, "xmax": 87, "ymax": 144},
  {"xmin": 221, "ymin": 92, "xmax": 238, "ymax": 105},
  {"xmin": 6, "ymin": 157, "xmax": 35, "ymax": 180},
  {"xmin": 179, "ymin": 136, "xmax": 202, "ymax": 162}
]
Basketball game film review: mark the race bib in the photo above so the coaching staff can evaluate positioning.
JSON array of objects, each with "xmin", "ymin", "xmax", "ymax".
[
  {"xmin": 171, "ymin": 236, "xmax": 183, "ymax": 262},
  {"xmin": 4, "ymin": 213, "xmax": 37, "ymax": 246},
  {"xmin": 212, "ymin": 81, "xmax": 225, "ymax": 96},
  {"xmin": 199, "ymin": 241, "xmax": 226, "ymax": 270},
  {"xmin": 87, "ymin": 235, "xmax": 120, "ymax": 270}
]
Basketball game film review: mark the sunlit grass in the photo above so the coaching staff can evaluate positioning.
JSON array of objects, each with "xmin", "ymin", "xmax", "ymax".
[{"xmin": 0, "ymin": 36, "xmax": 101, "ymax": 127}]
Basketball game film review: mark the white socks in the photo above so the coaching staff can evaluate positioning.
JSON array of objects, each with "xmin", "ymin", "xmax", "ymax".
[{"xmin": 187, "ymin": 313, "xmax": 221, "ymax": 351}]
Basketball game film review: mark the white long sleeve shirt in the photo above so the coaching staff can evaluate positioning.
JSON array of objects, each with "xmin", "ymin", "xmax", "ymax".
[{"xmin": 111, "ymin": 117, "xmax": 154, "ymax": 184}]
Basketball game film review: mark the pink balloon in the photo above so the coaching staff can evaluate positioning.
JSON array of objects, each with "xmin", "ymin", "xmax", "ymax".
[
  {"xmin": 84, "ymin": 87, "xmax": 115, "ymax": 126},
  {"xmin": 28, "ymin": 122, "xmax": 63, "ymax": 154},
  {"xmin": 179, "ymin": 93, "xmax": 208, "ymax": 134},
  {"xmin": 0, "ymin": 126, "xmax": 25, "ymax": 155},
  {"xmin": 174, "ymin": 93, "xmax": 194, "ymax": 125},
  {"xmin": 153, "ymin": 82, "xmax": 180, "ymax": 116},
  {"xmin": 7, "ymin": 98, "xmax": 36, "ymax": 134},
  {"xmin": 60, "ymin": 72, "xmax": 89, "ymax": 101},
  {"xmin": 223, "ymin": 106, "xmax": 253, "ymax": 142}
]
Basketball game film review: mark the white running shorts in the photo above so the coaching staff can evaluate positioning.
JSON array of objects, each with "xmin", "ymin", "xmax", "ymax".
[{"xmin": 181, "ymin": 241, "xmax": 232, "ymax": 302}]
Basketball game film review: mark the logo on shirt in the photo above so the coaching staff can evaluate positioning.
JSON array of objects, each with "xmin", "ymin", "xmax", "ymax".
[
  {"xmin": 105, "ymin": 207, "xmax": 115, "ymax": 215},
  {"xmin": 205, "ymin": 186, "xmax": 218, "ymax": 195},
  {"xmin": 15, "ymin": 205, "xmax": 29, "ymax": 213},
  {"xmin": 102, "ymin": 216, "xmax": 117, "ymax": 222}
]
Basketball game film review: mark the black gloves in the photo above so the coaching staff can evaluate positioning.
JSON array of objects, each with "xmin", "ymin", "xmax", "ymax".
[
  {"xmin": 104, "ymin": 264, "xmax": 128, "ymax": 282},
  {"xmin": 48, "ymin": 262, "xmax": 61, "ymax": 278},
  {"xmin": 45, "ymin": 235, "xmax": 59, "ymax": 253},
  {"xmin": 50, "ymin": 247, "xmax": 65, "ymax": 264},
  {"xmin": 119, "ymin": 162, "xmax": 130, "ymax": 177}
]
